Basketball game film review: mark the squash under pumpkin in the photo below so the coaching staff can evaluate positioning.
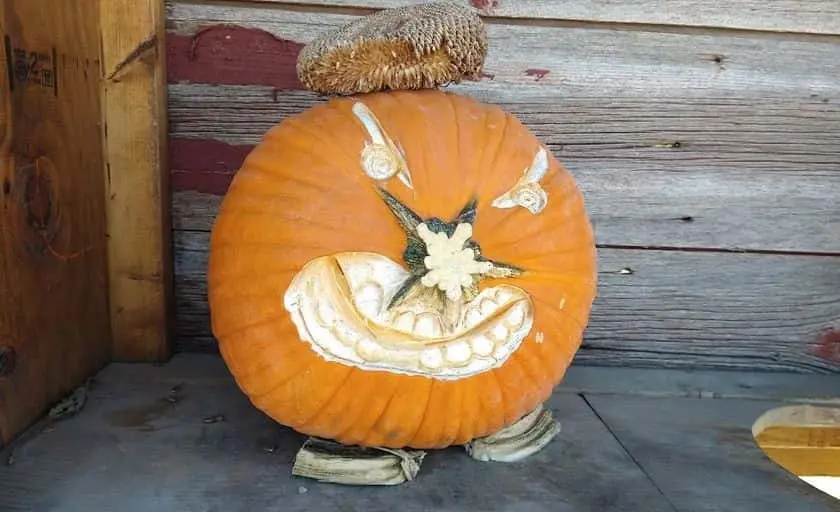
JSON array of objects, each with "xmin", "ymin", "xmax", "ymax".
[{"xmin": 208, "ymin": 89, "xmax": 597, "ymax": 451}]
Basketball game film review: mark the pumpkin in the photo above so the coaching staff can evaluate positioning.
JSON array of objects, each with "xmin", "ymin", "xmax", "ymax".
[{"xmin": 208, "ymin": 88, "xmax": 597, "ymax": 450}]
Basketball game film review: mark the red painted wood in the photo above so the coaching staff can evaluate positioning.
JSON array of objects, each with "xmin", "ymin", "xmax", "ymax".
[
  {"xmin": 813, "ymin": 327, "xmax": 840, "ymax": 364},
  {"xmin": 166, "ymin": 25, "xmax": 305, "ymax": 89},
  {"xmin": 169, "ymin": 138, "xmax": 253, "ymax": 195},
  {"xmin": 470, "ymin": 0, "xmax": 500, "ymax": 9}
]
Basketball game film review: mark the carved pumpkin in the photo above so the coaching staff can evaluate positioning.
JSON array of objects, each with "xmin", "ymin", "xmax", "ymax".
[{"xmin": 208, "ymin": 88, "xmax": 597, "ymax": 449}]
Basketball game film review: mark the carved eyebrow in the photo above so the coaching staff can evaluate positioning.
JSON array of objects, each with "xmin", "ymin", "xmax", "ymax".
[
  {"xmin": 351, "ymin": 101, "xmax": 414, "ymax": 190},
  {"xmin": 352, "ymin": 102, "xmax": 388, "ymax": 145},
  {"xmin": 490, "ymin": 146, "xmax": 550, "ymax": 215}
]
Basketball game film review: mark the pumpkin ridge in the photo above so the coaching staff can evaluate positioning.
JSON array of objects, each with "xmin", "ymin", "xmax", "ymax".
[
  {"xmin": 487, "ymin": 369, "xmax": 508, "ymax": 435},
  {"xmin": 473, "ymin": 106, "xmax": 491, "ymax": 198},
  {"xmin": 404, "ymin": 379, "xmax": 437, "ymax": 447},
  {"xmin": 445, "ymin": 380, "xmax": 465, "ymax": 446},
  {"xmin": 491, "ymin": 366, "xmax": 525, "ymax": 426},
  {"xmin": 244, "ymin": 350, "xmax": 315, "ymax": 401},
  {"xmin": 213, "ymin": 313, "xmax": 292, "ymax": 341},
  {"xmin": 283, "ymin": 112, "xmax": 361, "ymax": 168},
  {"xmin": 295, "ymin": 366, "xmax": 358, "ymax": 433},
  {"xmin": 235, "ymin": 131, "xmax": 347, "ymax": 185},
  {"xmin": 511, "ymin": 337, "xmax": 552, "ymax": 401},
  {"xmin": 445, "ymin": 91, "xmax": 464, "ymax": 206},
  {"xmin": 218, "ymin": 327, "xmax": 309, "ymax": 397},
  {"xmin": 212, "ymin": 209, "xmax": 385, "ymax": 240},
  {"xmin": 502, "ymin": 350, "xmax": 545, "ymax": 418},
  {"xmin": 339, "ymin": 374, "xmax": 403, "ymax": 444},
  {"xmin": 284, "ymin": 364, "xmax": 357, "ymax": 429},
  {"xmin": 530, "ymin": 287, "xmax": 589, "ymax": 334},
  {"xmin": 474, "ymin": 372, "xmax": 504, "ymax": 437},
  {"xmin": 486, "ymin": 217, "xmax": 589, "ymax": 250},
  {"xmin": 452, "ymin": 377, "xmax": 477, "ymax": 444},
  {"xmin": 409, "ymin": 380, "xmax": 455, "ymax": 447},
  {"xmin": 257, "ymin": 129, "xmax": 368, "ymax": 193},
  {"xmin": 476, "ymin": 108, "xmax": 512, "ymax": 212},
  {"xmin": 396, "ymin": 91, "xmax": 436, "ymax": 207}
]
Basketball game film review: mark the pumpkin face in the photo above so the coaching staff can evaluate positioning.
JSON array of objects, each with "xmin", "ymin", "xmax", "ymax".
[{"xmin": 208, "ymin": 89, "xmax": 597, "ymax": 449}]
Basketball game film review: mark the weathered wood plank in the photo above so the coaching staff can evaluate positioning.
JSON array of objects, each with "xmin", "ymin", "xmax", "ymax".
[
  {"xmin": 172, "ymin": 230, "xmax": 840, "ymax": 373},
  {"xmin": 164, "ymin": 2, "xmax": 840, "ymax": 101},
  {"xmin": 586, "ymin": 394, "xmax": 840, "ymax": 510},
  {"xmin": 236, "ymin": 0, "xmax": 840, "ymax": 36},
  {"xmin": 563, "ymin": 367, "xmax": 840, "ymax": 404},
  {"xmin": 168, "ymin": 86, "xmax": 840, "ymax": 253},
  {"xmin": 0, "ymin": 1, "xmax": 112, "ymax": 445},
  {"xmin": 0, "ymin": 356, "xmax": 677, "ymax": 512},
  {"xmin": 100, "ymin": 0, "xmax": 173, "ymax": 362}
]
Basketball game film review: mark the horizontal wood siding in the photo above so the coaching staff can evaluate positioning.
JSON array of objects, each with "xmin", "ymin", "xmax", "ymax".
[
  {"xmin": 164, "ymin": 0, "xmax": 840, "ymax": 372},
  {"xmin": 242, "ymin": 0, "xmax": 840, "ymax": 35}
]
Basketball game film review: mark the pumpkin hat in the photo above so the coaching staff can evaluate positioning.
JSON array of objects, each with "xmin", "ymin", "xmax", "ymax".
[
  {"xmin": 208, "ymin": 1, "xmax": 597, "ymax": 485},
  {"xmin": 297, "ymin": 1, "xmax": 488, "ymax": 95}
]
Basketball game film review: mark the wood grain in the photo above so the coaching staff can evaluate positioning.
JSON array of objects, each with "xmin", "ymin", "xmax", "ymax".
[
  {"xmin": 168, "ymin": 86, "xmax": 840, "ymax": 253},
  {"xmin": 165, "ymin": 2, "xmax": 840, "ymax": 101},
  {"xmin": 0, "ymin": 2, "xmax": 112, "ymax": 445},
  {"xmin": 101, "ymin": 0, "xmax": 173, "ymax": 362},
  {"xmin": 235, "ymin": 0, "xmax": 840, "ymax": 36},
  {"xmin": 173, "ymin": 230, "xmax": 840, "ymax": 373}
]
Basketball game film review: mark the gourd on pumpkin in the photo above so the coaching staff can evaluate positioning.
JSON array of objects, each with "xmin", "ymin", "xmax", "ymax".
[{"xmin": 208, "ymin": 88, "xmax": 597, "ymax": 449}]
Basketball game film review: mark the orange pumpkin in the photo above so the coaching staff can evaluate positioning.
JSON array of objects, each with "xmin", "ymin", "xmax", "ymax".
[{"xmin": 208, "ymin": 89, "xmax": 597, "ymax": 450}]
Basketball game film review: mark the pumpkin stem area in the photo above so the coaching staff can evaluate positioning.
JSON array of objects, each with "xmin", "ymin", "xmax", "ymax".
[{"xmin": 378, "ymin": 188, "xmax": 523, "ymax": 312}]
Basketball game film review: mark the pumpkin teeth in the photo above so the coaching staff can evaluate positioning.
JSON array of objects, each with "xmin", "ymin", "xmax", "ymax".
[
  {"xmin": 470, "ymin": 336, "xmax": 495, "ymax": 357},
  {"xmin": 283, "ymin": 252, "xmax": 535, "ymax": 379}
]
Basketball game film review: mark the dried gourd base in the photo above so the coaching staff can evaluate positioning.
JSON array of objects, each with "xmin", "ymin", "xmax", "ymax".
[
  {"xmin": 465, "ymin": 404, "xmax": 561, "ymax": 463},
  {"xmin": 291, "ymin": 404, "xmax": 561, "ymax": 486},
  {"xmin": 291, "ymin": 438, "xmax": 426, "ymax": 486}
]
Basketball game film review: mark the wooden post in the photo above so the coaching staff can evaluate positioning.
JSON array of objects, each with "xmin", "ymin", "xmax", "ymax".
[
  {"xmin": 0, "ymin": 0, "xmax": 171, "ymax": 446},
  {"xmin": 99, "ymin": 0, "xmax": 173, "ymax": 362}
]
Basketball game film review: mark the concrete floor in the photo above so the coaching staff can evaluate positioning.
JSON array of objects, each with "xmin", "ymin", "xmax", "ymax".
[{"xmin": 1, "ymin": 354, "xmax": 838, "ymax": 512}]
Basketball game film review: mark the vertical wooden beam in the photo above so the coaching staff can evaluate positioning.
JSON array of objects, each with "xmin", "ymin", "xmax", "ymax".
[
  {"xmin": 99, "ymin": 0, "xmax": 172, "ymax": 361},
  {"xmin": 0, "ymin": 1, "xmax": 112, "ymax": 445}
]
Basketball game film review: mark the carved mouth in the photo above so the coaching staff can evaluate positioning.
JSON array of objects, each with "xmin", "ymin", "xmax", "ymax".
[{"xmin": 284, "ymin": 253, "xmax": 534, "ymax": 379}]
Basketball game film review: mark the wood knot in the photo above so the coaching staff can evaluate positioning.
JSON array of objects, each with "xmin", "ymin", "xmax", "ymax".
[
  {"xmin": 23, "ymin": 162, "xmax": 55, "ymax": 231},
  {"xmin": 0, "ymin": 345, "xmax": 17, "ymax": 377}
]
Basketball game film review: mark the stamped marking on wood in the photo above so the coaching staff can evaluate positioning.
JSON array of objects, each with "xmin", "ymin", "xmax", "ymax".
[{"xmin": 3, "ymin": 36, "xmax": 57, "ymax": 95}]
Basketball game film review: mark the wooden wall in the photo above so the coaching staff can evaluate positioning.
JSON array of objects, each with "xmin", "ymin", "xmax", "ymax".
[{"xmin": 164, "ymin": 0, "xmax": 840, "ymax": 373}]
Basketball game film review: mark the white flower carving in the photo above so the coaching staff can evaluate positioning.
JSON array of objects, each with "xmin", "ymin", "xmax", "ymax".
[{"xmin": 416, "ymin": 222, "xmax": 493, "ymax": 301}]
